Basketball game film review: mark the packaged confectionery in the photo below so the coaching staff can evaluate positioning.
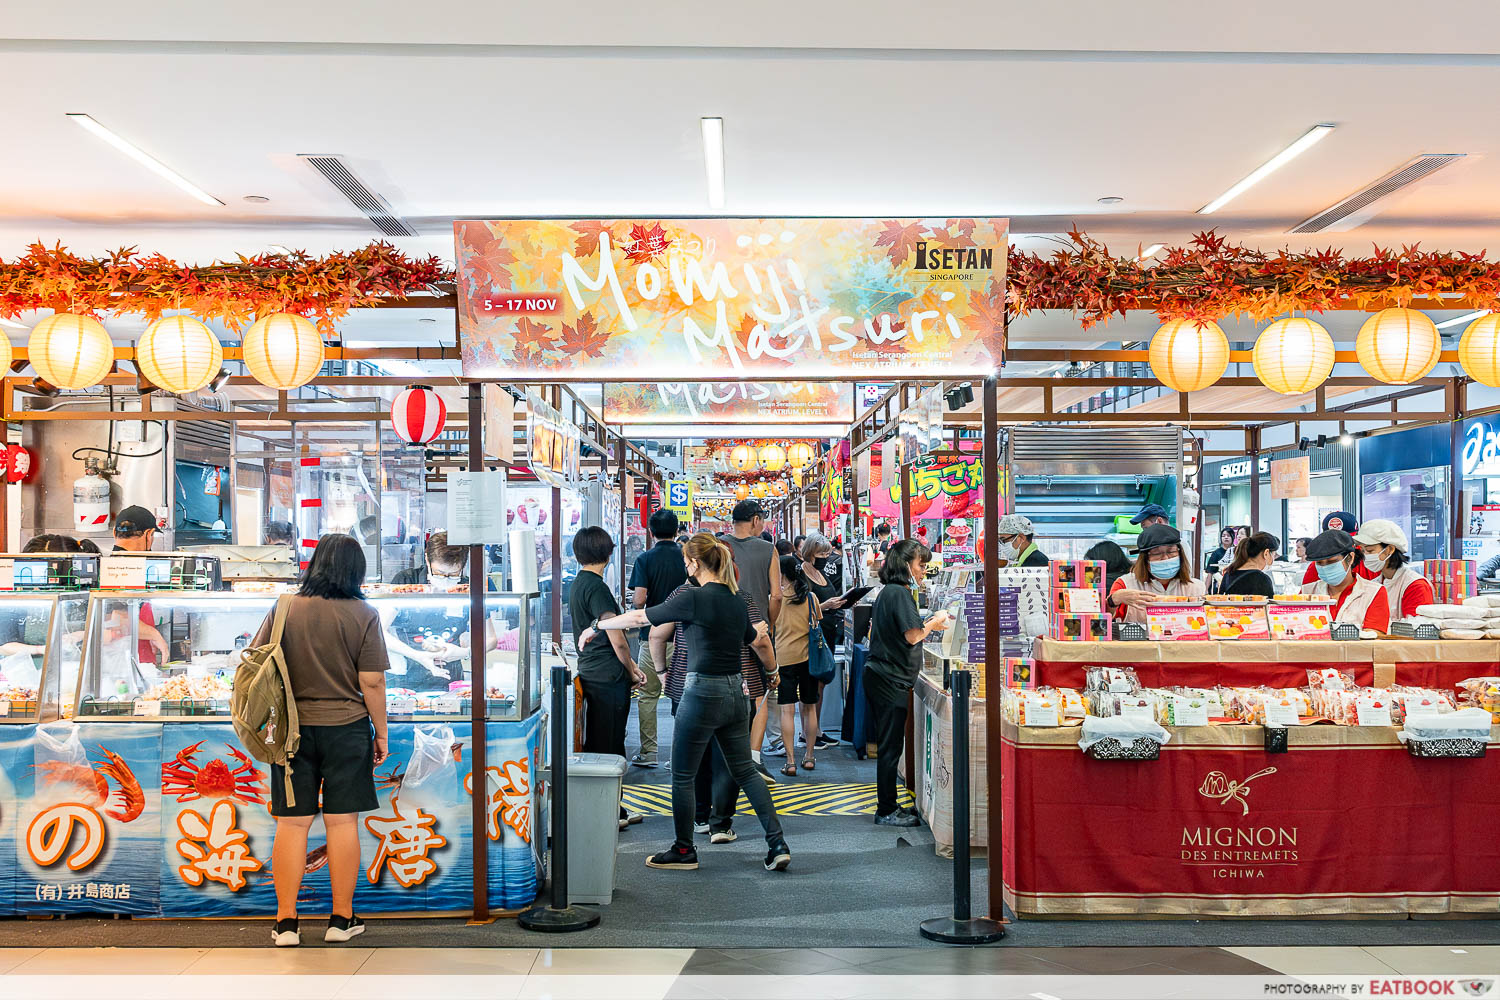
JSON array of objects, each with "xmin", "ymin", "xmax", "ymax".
[
  {"xmin": 1205, "ymin": 604, "xmax": 1269, "ymax": 640},
  {"xmin": 1089, "ymin": 689, "xmax": 1157, "ymax": 719},
  {"xmin": 1266, "ymin": 600, "xmax": 1334, "ymax": 640},
  {"xmin": 1052, "ymin": 560, "xmax": 1106, "ymax": 591},
  {"xmin": 1057, "ymin": 687, "xmax": 1088, "ymax": 719},
  {"xmin": 1057, "ymin": 588, "xmax": 1102, "ymax": 613},
  {"xmin": 1085, "ymin": 666, "xmax": 1142, "ymax": 695},
  {"xmin": 1146, "ymin": 601, "xmax": 1208, "ymax": 640},
  {"xmin": 1221, "ymin": 686, "xmax": 1312, "ymax": 725},
  {"xmin": 1390, "ymin": 685, "xmax": 1456, "ymax": 723},
  {"xmin": 1002, "ymin": 657, "xmax": 1033, "ymax": 689},
  {"xmin": 1457, "ymin": 676, "xmax": 1500, "ymax": 722},
  {"xmin": 1306, "ymin": 667, "xmax": 1356, "ymax": 692},
  {"xmin": 1424, "ymin": 559, "xmax": 1478, "ymax": 604},
  {"xmin": 1204, "ymin": 594, "xmax": 1270, "ymax": 605},
  {"xmin": 1050, "ymin": 613, "xmax": 1111, "ymax": 642},
  {"xmin": 1007, "ymin": 688, "xmax": 1062, "ymax": 726}
]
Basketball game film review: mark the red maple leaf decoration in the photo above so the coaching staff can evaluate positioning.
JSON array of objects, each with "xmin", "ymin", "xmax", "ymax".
[
  {"xmin": 511, "ymin": 343, "xmax": 549, "ymax": 369},
  {"xmin": 968, "ymin": 278, "xmax": 1007, "ymax": 333},
  {"xmin": 571, "ymin": 220, "xmax": 613, "ymax": 259},
  {"xmin": 874, "ymin": 220, "xmax": 929, "ymax": 267},
  {"xmin": 460, "ymin": 224, "xmax": 517, "ymax": 291},
  {"xmin": 558, "ymin": 312, "xmax": 611, "ymax": 358},
  {"xmin": 512, "ymin": 316, "xmax": 558, "ymax": 352},
  {"xmin": 945, "ymin": 218, "xmax": 978, "ymax": 244},
  {"xmin": 623, "ymin": 223, "xmax": 671, "ymax": 264}
]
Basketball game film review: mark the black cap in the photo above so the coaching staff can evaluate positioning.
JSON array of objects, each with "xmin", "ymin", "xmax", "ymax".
[
  {"xmin": 1321, "ymin": 510, "xmax": 1358, "ymax": 535},
  {"xmin": 114, "ymin": 505, "xmax": 157, "ymax": 536},
  {"xmin": 732, "ymin": 499, "xmax": 766, "ymax": 522},
  {"xmin": 1130, "ymin": 522, "xmax": 1182, "ymax": 554},
  {"xmin": 1304, "ymin": 528, "xmax": 1355, "ymax": 560},
  {"xmin": 1130, "ymin": 503, "xmax": 1169, "ymax": 525}
]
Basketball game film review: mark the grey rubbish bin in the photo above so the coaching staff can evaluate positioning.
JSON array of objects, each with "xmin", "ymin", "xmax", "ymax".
[{"xmin": 564, "ymin": 752, "xmax": 628, "ymax": 904}]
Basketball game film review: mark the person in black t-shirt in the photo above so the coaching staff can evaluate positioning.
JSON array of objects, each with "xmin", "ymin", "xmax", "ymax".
[
  {"xmin": 866, "ymin": 538, "xmax": 950, "ymax": 827},
  {"xmin": 626, "ymin": 509, "xmax": 687, "ymax": 767},
  {"xmin": 582, "ymin": 534, "xmax": 790, "ymax": 873},
  {"xmin": 1214, "ymin": 532, "xmax": 1278, "ymax": 598},
  {"xmin": 568, "ymin": 528, "xmax": 646, "ymax": 833}
]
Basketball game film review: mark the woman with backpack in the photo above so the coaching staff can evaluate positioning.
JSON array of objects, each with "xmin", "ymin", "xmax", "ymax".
[{"xmin": 250, "ymin": 533, "xmax": 391, "ymax": 947}]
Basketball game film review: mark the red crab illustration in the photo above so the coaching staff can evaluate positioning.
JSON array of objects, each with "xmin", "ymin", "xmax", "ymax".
[{"xmin": 161, "ymin": 741, "xmax": 269, "ymax": 804}]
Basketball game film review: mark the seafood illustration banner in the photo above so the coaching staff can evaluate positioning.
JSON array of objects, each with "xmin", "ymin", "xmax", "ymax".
[
  {"xmin": 2, "ymin": 717, "xmax": 543, "ymax": 916},
  {"xmin": 455, "ymin": 218, "xmax": 1008, "ymax": 379},
  {"xmin": 602, "ymin": 382, "xmax": 855, "ymax": 425}
]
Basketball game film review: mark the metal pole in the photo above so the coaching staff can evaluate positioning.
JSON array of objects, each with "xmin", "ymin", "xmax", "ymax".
[
  {"xmin": 518, "ymin": 662, "xmax": 600, "ymax": 932},
  {"xmin": 1249, "ymin": 427, "xmax": 1261, "ymax": 532},
  {"xmin": 981, "ymin": 375, "xmax": 1004, "ymax": 922},
  {"xmin": 617, "ymin": 437, "xmax": 627, "ymax": 606},
  {"xmin": 899, "ymin": 445, "xmax": 915, "ymax": 793},
  {"xmin": 920, "ymin": 668, "xmax": 1004, "ymax": 943},
  {"xmin": 467, "ymin": 382, "xmax": 489, "ymax": 921}
]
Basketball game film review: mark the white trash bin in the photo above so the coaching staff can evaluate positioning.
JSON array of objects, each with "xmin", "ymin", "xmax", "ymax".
[{"xmin": 564, "ymin": 752, "xmax": 628, "ymax": 904}]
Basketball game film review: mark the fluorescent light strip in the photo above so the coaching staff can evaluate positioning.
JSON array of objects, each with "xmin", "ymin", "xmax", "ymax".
[
  {"xmin": 1137, "ymin": 243, "xmax": 1165, "ymax": 262},
  {"xmin": 67, "ymin": 113, "xmax": 224, "ymax": 207},
  {"xmin": 1436, "ymin": 309, "xmax": 1491, "ymax": 330},
  {"xmin": 701, "ymin": 117, "xmax": 725, "ymax": 210},
  {"xmin": 1198, "ymin": 124, "xmax": 1335, "ymax": 215}
]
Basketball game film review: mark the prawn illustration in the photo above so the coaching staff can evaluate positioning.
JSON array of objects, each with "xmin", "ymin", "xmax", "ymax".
[
  {"xmin": 1198, "ymin": 767, "xmax": 1277, "ymax": 816},
  {"xmin": 257, "ymin": 843, "xmax": 328, "ymax": 886},
  {"xmin": 34, "ymin": 746, "xmax": 145, "ymax": 823}
]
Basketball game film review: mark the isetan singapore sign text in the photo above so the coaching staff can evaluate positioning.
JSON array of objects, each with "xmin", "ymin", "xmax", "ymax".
[{"xmin": 454, "ymin": 218, "xmax": 1007, "ymax": 379}]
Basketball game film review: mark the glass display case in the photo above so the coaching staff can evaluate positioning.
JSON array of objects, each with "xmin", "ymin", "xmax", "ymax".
[
  {"xmin": 72, "ymin": 591, "xmax": 544, "ymax": 722},
  {"xmin": 98, "ymin": 551, "xmax": 222, "ymax": 591},
  {"xmin": 0, "ymin": 593, "xmax": 86, "ymax": 723}
]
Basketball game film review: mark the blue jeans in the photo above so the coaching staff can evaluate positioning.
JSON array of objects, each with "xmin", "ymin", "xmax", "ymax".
[{"xmin": 671, "ymin": 673, "xmax": 784, "ymax": 848}]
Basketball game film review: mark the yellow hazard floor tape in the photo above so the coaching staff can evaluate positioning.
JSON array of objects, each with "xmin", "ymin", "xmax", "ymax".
[{"xmin": 621, "ymin": 782, "xmax": 916, "ymax": 817}]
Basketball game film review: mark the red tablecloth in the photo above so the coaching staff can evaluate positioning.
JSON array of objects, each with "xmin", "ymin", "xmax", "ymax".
[{"xmin": 1001, "ymin": 720, "xmax": 1500, "ymax": 917}]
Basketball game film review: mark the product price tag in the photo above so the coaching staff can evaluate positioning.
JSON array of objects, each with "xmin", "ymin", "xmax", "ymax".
[
  {"xmin": 101, "ymin": 557, "xmax": 148, "ymax": 589},
  {"xmin": 1355, "ymin": 695, "xmax": 1393, "ymax": 727},
  {"xmin": 1264, "ymin": 700, "xmax": 1301, "ymax": 728},
  {"xmin": 388, "ymin": 697, "xmax": 417, "ymax": 716},
  {"xmin": 1119, "ymin": 699, "xmax": 1155, "ymax": 721},
  {"xmin": 1019, "ymin": 693, "xmax": 1060, "ymax": 727},
  {"xmin": 0, "ymin": 700, "xmax": 10, "ymax": 717},
  {"xmin": 433, "ymin": 695, "xmax": 462, "ymax": 714},
  {"xmin": 133, "ymin": 699, "xmax": 161, "ymax": 717},
  {"xmin": 1170, "ymin": 695, "xmax": 1210, "ymax": 727},
  {"xmin": 0, "ymin": 558, "xmax": 14, "ymax": 591},
  {"xmin": 1401, "ymin": 694, "xmax": 1443, "ymax": 723}
]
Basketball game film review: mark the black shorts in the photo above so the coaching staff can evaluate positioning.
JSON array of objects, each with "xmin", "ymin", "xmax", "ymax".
[
  {"xmin": 270, "ymin": 718, "xmax": 379, "ymax": 817},
  {"xmin": 777, "ymin": 661, "xmax": 821, "ymax": 705}
]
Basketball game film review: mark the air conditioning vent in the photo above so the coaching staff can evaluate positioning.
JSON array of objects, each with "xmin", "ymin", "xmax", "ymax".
[
  {"xmin": 297, "ymin": 154, "xmax": 418, "ymax": 237},
  {"xmin": 1291, "ymin": 154, "xmax": 1465, "ymax": 234}
]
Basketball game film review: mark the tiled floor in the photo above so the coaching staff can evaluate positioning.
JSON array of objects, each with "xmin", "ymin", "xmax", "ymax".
[{"xmin": 2, "ymin": 943, "xmax": 1496, "ymax": 998}]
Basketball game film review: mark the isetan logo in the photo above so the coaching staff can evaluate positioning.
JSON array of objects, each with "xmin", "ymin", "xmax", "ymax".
[{"xmin": 912, "ymin": 241, "xmax": 994, "ymax": 272}]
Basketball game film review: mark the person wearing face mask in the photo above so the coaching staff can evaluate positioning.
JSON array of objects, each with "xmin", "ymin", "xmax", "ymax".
[
  {"xmin": 1108, "ymin": 524, "xmax": 1206, "ymax": 623},
  {"xmin": 995, "ymin": 514, "xmax": 1049, "ymax": 568},
  {"xmin": 1300, "ymin": 529, "xmax": 1391, "ymax": 632},
  {"xmin": 1351, "ymin": 519, "xmax": 1433, "ymax": 620},
  {"xmin": 1298, "ymin": 511, "xmax": 1379, "ymax": 586},
  {"xmin": 1214, "ymin": 532, "xmax": 1278, "ymax": 598},
  {"xmin": 1204, "ymin": 527, "xmax": 1235, "ymax": 577}
]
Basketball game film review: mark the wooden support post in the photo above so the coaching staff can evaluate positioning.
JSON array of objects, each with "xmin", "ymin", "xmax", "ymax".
[{"xmin": 466, "ymin": 382, "xmax": 489, "ymax": 921}]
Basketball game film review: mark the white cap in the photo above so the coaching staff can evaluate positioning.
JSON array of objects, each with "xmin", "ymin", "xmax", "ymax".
[
  {"xmin": 1352, "ymin": 518, "xmax": 1408, "ymax": 552},
  {"xmin": 997, "ymin": 513, "xmax": 1034, "ymax": 536}
]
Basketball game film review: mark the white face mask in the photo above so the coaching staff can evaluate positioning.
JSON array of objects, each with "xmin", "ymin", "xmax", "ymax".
[
  {"xmin": 997, "ymin": 541, "xmax": 1019, "ymax": 562},
  {"xmin": 1362, "ymin": 551, "xmax": 1388, "ymax": 573}
]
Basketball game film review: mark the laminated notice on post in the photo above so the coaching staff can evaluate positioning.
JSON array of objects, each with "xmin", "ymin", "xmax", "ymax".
[{"xmin": 447, "ymin": 470, "xmax": 507, "ymax": 545}]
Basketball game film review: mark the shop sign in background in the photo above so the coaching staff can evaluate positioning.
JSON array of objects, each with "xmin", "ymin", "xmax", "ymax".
[
  {"xmin": 866, "ymin": 447, "xmax": 986, "ymax": 521},
  {"xmin": 665, "ymin": 479, "xmax": 694, "ymax": 520},
  {"xmin": 455, "ymin": 218, "xmax": 1007, "ymax": 379},
  {"xmin": 1270, "ymin": 456, "xmax": 1310, "ymax": 499},
  {"xmin": 603, "ymin": 382, "xmax": 853, "ymax": 424}
]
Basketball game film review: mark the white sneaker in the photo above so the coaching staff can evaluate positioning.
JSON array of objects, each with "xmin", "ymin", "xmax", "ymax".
[
  {"xmin": 324, "ymin": 914, "xmax": 365, "ymax": 943},
  {"xmin": 709, "ymin": 828, "xmax": 738, "ymax": 844},
  {"xmin": 272, "ymin": 918, "xmax": 300, "ymax": 947},
  {"xmin": 693, "ymin": 821, "xmax": 711, "ymax": 834}
]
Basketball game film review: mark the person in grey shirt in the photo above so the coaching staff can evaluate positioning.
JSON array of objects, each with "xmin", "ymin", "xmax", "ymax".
[{"xmin": 720, "ymin": 500, "xmax": 783, "ymax": 771}]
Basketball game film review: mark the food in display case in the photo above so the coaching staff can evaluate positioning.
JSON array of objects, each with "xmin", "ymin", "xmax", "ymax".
[
  {"xmin": 73, "ymin": 591, "xmax": 544, "ymax": 721},
  {"xmin": 1204, "ymin": 604, "xmax": 1269, "ymax": 639},
  {"xmin": 0, "ymin": 593, "xmax": 86, "ymax": 722}
]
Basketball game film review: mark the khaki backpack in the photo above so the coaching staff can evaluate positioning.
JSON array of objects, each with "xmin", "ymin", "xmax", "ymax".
[{"xmin": 231, "ymin": 595, "xmax": 302, "ymax": 806}]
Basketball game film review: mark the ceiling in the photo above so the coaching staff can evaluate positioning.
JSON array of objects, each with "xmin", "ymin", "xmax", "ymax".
[{"xmin": 5, "ymin": 2, "xmax": 1500, "ymax": 268}]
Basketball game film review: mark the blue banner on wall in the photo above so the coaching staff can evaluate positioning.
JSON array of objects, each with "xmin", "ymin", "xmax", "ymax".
[{"xmin": 0, "ymin": 725, "xmax": 31, "ymax": 917}]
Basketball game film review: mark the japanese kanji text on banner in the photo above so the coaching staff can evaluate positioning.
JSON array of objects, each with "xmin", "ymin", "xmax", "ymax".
[{"xmin": 455, "ymin": 219, "xmax": 1007, "ymax": 379}]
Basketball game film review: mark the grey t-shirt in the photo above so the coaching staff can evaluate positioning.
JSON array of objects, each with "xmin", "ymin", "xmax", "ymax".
[{"xmin": 720, "ymin": 533, "xmax": 775, "ymax": 623}]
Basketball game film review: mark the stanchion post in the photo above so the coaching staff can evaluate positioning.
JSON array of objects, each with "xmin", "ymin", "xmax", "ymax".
[
  {"xmin": 920, "ymin": 668, "xmax": 1004, "ymax": 944},
  {"xmin": 519, "ymin": 661, "xmax": 600, "ymax": 932}
]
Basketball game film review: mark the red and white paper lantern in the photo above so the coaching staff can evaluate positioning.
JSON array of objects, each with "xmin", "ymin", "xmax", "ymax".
[{"xmin": 390, "ymin": 385, "xmax": 447, "ymax": 444}]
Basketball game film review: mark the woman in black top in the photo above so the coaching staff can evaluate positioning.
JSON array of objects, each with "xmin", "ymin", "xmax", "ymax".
[
  {"xmin": 864, "ymin": 539, "xmax": 949, "ymax": 827},
  {"xmin": 582, "ymin": 534, "xmax": 790, "ymax": 873},
  {"xmin": 1084, "ymin": 540, "xmax": 1133, "ymax": 591},
  {"xmin": 1204, "ymin": 527, "xmax": 1235, "ymax": 577},
  {"xmin": 1215, "ymin": 532, "xmax": 1279, "ymax": 598}
]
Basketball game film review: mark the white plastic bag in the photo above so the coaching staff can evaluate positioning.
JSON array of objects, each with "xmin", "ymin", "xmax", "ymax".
[
  {"xmin": 1, "ymin": 650, "xmax": 39, "ymax": 688},
  {"xmin": 398, "ymin": 724, "xmax": 457, "ymax": 810}
]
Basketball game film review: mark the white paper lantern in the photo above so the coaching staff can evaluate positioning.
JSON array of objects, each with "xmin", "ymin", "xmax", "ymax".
[
  {"xmin": 28, "ymin": 313, "xmax": 114, "ymax": 389},
  {"xmin": 1252, "ymin": 317, "xmax": 1335, "ymax": 394},
  {"xmin": 1148, "ymin": 319, "xmax": 1229, "ymax": 393},
  {"xmin": 1355, "ymin": 307, "xmax": 1440, "ymax": 384},
  {"xmin": 137, "ymin": 316, "xmax": 223, "ymax": 393},
  {"xmin": 241, "ymin": 313, "xmax": 325, "ymax": 389},
  {"xmin": 1457, "ymin": 313, "xmax": 1500, "ymax": 387},
  {"xmin": 0, "ymin": 329, "xmax": 12, "ymax": 377}
]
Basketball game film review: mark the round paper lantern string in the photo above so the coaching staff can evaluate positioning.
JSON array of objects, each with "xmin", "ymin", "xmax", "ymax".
[
  {"xmin": 137, "ymin": 315, "xmax": 224, "ymax": 394},
  {"xmin": 1458, "ymin": 313, "xmax": 1500, "ymax": 387},
  {"xmin": 1355, "ymin": 307, "xmax": 1440, "ymax": 384},
  {"xmin": 1148, "ymin": 319, "xmax": 1230, "ymax": 393},
  {"xmin": 28, "ymin": 313, "xmax": 115, "ymax": 390},
  {"xmin": 242, "ymin": 312, "xmax": 325, "ymax": 389},
  {"xmin": 1252, "ymin": 316, "xmax": 1335, "ymax": 395}
]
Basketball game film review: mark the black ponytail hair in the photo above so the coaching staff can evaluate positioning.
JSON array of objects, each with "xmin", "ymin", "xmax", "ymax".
[{"xmin": 780, "ymin": 553, "xmax": 810, "ymax": 605}]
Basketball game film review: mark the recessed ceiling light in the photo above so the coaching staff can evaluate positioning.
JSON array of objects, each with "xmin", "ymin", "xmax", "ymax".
[
  {"xmin": 1137, "ymin": 243, "xmax": 1166, "ymax": 261},
  {"xmin": 66, "ymin": 113, "xmax": 224, "ymax": 207},
  {"xmin": 1097, "ymin": 196, "xmax": 1124, "ymax": 205},
  {"xmin": 1199, "ymin": 123, "xmax": 1335, "ymax": 215},
  {"xmin": 242, "ymin": 195, "xmax": 270, "ymax": 203},
  {"xmin": 701, "ymin": 117, "xmax": 725, "ymax": 210},
  {"xmin": 1436, "ymin": 309, "xmax": 1490, "ymax": 330}
]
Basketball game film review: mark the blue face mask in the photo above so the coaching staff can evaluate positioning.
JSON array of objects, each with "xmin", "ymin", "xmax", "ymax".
[
  {"xmin": 1316, "ymin": 560, "xmax": 1349, "ymax": 587},
  {"xmin": 1149, "ymin": 557, "xmax": 1180, "ymax": 580}
]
